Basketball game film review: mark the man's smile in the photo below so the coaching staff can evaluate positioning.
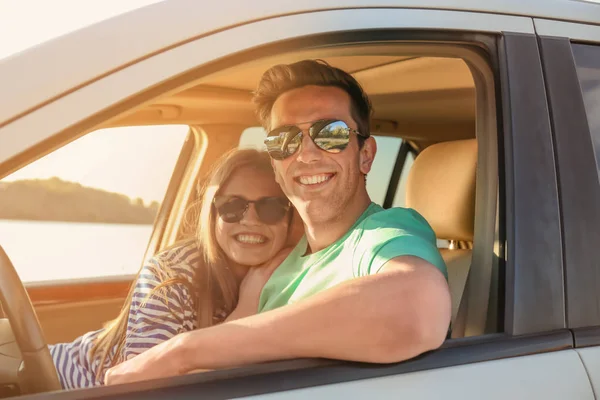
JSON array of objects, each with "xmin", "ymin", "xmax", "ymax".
[{"xmin": 295, "ymin": 173, "xmax": 335, "ymax": 186}]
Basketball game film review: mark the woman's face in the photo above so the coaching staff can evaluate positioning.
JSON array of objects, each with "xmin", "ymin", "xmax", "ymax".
[{"xmin": 215, "ymin": 166, "xmax": 290, "ymax": 268}]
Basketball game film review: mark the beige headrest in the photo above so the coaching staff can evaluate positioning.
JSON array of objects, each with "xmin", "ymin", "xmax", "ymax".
[{"xmin": 406, "ymin": 139, "xmax": 477, "ymax": 241}]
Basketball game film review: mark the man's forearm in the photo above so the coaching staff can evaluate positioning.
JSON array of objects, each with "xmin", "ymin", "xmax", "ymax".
[{"xmin": 177, "ymin": 257, "xmax": 451, "ymax": 372}]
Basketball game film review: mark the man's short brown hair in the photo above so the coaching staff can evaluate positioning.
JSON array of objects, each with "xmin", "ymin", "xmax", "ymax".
[{"xmin": 252, "ymin": 60, "xmax": 372, "ymax": 147}]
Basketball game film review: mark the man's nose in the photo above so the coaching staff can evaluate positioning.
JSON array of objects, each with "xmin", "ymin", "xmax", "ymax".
[
  {"xmin": 295, "ymin": 133, "xmax": 322, "ymax": 164},
  {"xmin": 240, "ymin": 203, "xmax": 261, "ymax": 226}
]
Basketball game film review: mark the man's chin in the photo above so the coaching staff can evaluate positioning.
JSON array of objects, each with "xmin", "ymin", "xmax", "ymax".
[{"xmin": 300, "ymin": 200, "xmax": 339, "ymax": 225}]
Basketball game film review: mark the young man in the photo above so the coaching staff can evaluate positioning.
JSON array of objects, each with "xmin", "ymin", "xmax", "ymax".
[{"xmin": 104, "ymin": 60, "xmax": 451, "ymax": 385}]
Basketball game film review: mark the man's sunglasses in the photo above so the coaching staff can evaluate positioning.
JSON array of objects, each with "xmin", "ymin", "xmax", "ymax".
[
  {"xmin": 264, "ymin": 119, "xmax": 369, "ymax": 160},
  {"xmin": 213, "ymin": 196, "xmax": 291, "ymax": 225}
]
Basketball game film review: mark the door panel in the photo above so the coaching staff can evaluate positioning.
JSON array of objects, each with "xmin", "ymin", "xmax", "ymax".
[
  {"xmin": 35, "ymin": 298, "xmax": 124, "ymax": 344},
  {"xmin": 27, "ymin": 280, "xmax": 130, "ymax": 344},
  {"xmin": 243, "ymin": 350, "xmax": 593, "ymax": 399},
  {"xmin": 577, "ymin": 347, "xmax": 600, "ymax": 397}
]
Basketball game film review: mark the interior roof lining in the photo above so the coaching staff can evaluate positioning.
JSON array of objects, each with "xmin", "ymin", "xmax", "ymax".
[
  {"xmin": 108, "ymin": 41, "xmax": 481, "ymax": 142},
  {"xmin": 348, "ymin": 56, "xmax": 422, "ymax": 74}
]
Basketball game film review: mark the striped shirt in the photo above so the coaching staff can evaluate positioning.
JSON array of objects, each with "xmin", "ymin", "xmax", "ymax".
[{"xmin": 49, "ymin": 241, "xmax": 219, "ymax": 389}]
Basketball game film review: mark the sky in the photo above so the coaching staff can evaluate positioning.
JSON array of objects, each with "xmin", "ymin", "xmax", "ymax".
[{"xmin": 0, "ymin": 0, "xmax": 406, "ymax": 205}]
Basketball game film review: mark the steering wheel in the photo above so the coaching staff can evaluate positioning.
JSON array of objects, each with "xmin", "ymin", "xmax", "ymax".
[{"xmin": 0, "ymin": 245, "xmax": 61, "ymax": 394}]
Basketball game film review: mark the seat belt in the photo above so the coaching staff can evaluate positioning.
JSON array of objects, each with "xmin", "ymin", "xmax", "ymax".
[
  {"xmin": 449, "ymin": 253, "xmax": 472, "ymax": 338},
  {"xmin": 456, "ymin": 129, "xmax": 498, "ymax": 337}
]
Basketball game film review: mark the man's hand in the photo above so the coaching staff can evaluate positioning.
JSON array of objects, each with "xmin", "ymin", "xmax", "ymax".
[
  {"xmin": 104, "ymin": 334, "xmax": 187, "ymax": 385},
  {"xmin": 226, "ymin": 247, "xmax": 292, "ymax": 321}
]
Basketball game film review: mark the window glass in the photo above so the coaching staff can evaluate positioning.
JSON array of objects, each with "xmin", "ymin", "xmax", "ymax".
[
  {"xmin": 572, "ymin": 44, "xmax": 600, "ymax": 181},
  {"xmin": 367, "ymin": 136, "xmax": 402, "ymax": 205},
  {"xmin": 0, "ymin": 125, "xmax": 189, "ymax": 282},
  {"xmin": 239, "ymin": 127, "xmax": 267, "ymax": 150}
]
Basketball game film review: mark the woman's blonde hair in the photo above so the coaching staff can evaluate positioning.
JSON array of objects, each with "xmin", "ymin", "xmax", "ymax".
[{"xmin": 89, "ymin": 148, "xmax": 279, "ymax": 377}]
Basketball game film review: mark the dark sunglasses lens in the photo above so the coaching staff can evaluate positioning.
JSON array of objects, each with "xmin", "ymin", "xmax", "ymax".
[
  {"xmin": 312, "ymin": 120, "xmax": 351, "ymax": 153},
  {"xmin": 255, "ymin": 197, "xmax": 289, "ymax": 224},
  {"xmin": 216, "ymin": 197, "xmax": 247, "ymax": 223},
  {"xmin": 264, "ymin": 127, "xmax": 301, "ymax": 160}
]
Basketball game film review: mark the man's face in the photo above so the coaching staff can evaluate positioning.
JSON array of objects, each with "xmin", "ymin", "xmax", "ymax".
[{"xmin": 269, "ymin": 85, "xmax": 375, "ymax": 224}]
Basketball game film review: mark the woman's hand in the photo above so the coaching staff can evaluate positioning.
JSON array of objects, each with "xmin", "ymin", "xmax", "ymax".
[{"xmin": 226, "ymin": 247, "xmax": 292, "ymax": 321}]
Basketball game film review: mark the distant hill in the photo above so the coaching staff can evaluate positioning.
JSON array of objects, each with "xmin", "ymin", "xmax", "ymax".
[{"xmin": 0, "ymin": 177, "xmax": 159, "ymax": 224}]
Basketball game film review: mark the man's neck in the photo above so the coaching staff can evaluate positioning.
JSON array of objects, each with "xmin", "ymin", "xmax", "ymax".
[{"xmin": 303, "ymin": 194, "xmax": 372, "ymax": 254}]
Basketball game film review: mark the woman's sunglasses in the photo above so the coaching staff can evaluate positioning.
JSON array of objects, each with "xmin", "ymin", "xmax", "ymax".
[
  {"xmin": 264, "ymin": 119, "xmax": 369, "ymax": 160},
  {"xmin": 213, "ymin": 196, "xmax": 291, "ymax": 225}
]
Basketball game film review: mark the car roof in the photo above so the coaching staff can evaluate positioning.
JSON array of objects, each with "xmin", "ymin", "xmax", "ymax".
[{"xmin": 1, "ymin": 0, "xmax": 599, "ymax": 127}]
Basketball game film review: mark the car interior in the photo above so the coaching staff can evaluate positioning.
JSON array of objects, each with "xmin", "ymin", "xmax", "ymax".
[
  {"xmin": 97, "ymin": 44, "xmax": 500, "ymax": 340},
  {"xmin": 1, "ymin": 41, "xmax": 503, "ymax": 396},
  {"xmin": 112, "ymin": 47, "xmax": 497, "ymax": 337},
  {"xmin": 42, "ymin": 46, "xmax": 498, "ymax": 339}
]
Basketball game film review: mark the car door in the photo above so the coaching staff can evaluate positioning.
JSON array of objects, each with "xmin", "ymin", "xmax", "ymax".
[
  {"xmin": 0, "ymin": 2, "xmax": 596, "ymax": 399},
  {"xmin": 534, "ymin": 17, "xmax": 600, "ymax": 396}
]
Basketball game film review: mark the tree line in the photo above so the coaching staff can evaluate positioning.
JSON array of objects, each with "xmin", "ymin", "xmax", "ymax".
[{"xmin": 0, "ymin": 177, "xmax": 159, "ymax": 224}]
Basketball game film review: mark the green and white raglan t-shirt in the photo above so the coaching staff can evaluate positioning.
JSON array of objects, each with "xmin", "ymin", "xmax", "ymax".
[{"xmin": 258, "ymin": 202, "xmax": 447, "ymax": 313}]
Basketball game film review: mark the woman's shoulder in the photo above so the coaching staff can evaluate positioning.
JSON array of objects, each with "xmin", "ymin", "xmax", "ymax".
[
  {"xmin": 132, "ymin": 239, "xmax": 202, "ymax": 310},
  {"xmin": 146, "ymin": 239, "xmax": 202, "ymax": 281},
  {"xmin": 155, "ymin": 238, "xmax": 201, "ymax": 264}
]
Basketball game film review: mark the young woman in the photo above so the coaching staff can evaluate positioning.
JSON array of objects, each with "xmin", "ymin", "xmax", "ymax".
[{"xmin": 49, "ymin": 149, "xmax": 299, "ymax": 389}]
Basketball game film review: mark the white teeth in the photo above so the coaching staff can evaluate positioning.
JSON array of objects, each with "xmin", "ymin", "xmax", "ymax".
[
  {"xmin": 236, "ymin": 234, "xmax": 266, "ymax": 244},
  {"xmin": 298, "ymin": 174, "xmax": 332, "ymax": 185}
]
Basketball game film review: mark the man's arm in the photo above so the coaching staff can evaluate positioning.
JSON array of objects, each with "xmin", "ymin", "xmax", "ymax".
[{"xmin": 105, "ymin": 255, "xmax": 451, "ymax": 384}]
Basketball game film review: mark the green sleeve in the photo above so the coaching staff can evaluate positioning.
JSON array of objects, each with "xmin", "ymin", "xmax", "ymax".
[
  {"xmin": 368, "ymin": 235, "xmax": 447, "ymax": 278},
  {"xmin": 353, "ymin": 208, "xmax": 447, "ymax": 279}
]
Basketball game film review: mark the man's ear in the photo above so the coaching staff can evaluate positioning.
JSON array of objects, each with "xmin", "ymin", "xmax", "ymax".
[{"xmin": 359, "ymin": 136, "xmax": 377, "ymax": 175}]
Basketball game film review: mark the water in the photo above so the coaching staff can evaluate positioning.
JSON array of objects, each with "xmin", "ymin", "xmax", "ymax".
[{"xmin": 0, "ymin": 220, "xmax": 153, "ymax": 283}]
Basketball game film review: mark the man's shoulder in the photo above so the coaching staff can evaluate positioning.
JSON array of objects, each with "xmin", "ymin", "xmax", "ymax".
[
  {"xmin": 350, "ymin": 205, "xmax": 438, "ymax": 250},
  {"xmin": 360, "ymin": 205, "xmax": 432, "ymax": 233},
  {"xmin": 351, "ymin": 205, "xmax": 446, "ymax": 277}
]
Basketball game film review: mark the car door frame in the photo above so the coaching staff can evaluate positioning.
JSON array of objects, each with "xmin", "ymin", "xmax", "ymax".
[
  {"xmin": 534, "ymin": 17, "xmax": 600, "ymax": 398},
  {"xmin": 534, "ymin": 18, "xmax": 600, "ymax": 340}
]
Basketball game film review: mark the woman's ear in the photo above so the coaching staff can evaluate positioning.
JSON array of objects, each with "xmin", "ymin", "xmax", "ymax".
[{"xmin": 359, "ymin": 136, "xmax": 377, "ymax": 175}]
